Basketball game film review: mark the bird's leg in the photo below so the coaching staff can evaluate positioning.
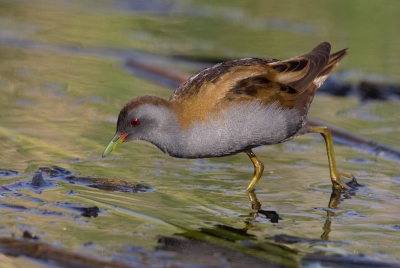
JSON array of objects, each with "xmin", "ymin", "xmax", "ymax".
[
  {"xmin": 311, "ymin": 126, "xmax": 351, "ymax": 191},
  {"xmin": 245, "ymin": 150, "xmax": 264, "ymax": 210},
  {"xmin": 245, "ymin": 150, "xmax": 265, "ymax": 192}
]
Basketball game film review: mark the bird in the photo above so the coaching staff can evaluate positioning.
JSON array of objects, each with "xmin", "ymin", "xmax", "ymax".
[{"xmin": 102, "ymin": 42, "xmax": 353, "ymax": 195}]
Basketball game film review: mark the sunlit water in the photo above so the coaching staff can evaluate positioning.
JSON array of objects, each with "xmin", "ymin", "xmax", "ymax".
[{"xmin": 1, "ymin": 0, "xmax": 400, "ymax": 266}]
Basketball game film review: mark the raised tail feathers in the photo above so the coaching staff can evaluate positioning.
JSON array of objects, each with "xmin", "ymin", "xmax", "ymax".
[{"xmin": 310, "ymin": 47, "xmax": 348, "ymax": 92}]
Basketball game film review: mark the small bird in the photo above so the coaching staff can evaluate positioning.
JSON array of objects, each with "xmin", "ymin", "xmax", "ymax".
[{"xmin": 103, "ymin": 42, "xmax": 352, "ymax": 194}]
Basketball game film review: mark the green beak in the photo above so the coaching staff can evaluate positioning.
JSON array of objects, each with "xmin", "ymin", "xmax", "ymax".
[{"xmin": 102, "ymin": 133, "xmax": 128, "ymax": 158}]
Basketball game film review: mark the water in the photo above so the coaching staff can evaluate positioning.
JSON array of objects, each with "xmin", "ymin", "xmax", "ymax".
[{"xmin": 0, "ymin": 0, "xmax": 400, "ymax": 267}]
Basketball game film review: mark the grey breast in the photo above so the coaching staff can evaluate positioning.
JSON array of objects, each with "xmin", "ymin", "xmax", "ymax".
[{"xmin": 167, "ymin": 101, "xmax": 303, "ymax": 158}]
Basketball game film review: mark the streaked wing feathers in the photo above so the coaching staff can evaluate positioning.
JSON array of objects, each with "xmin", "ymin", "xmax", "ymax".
[{"xmin": 168, "ymin": 42, "xmax": 347, "ymax": 128}]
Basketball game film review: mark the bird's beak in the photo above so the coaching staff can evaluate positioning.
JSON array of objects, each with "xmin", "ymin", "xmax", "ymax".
[{"xmin": 102, "ymin": 133, "xmax": 128, "ymax": 158}]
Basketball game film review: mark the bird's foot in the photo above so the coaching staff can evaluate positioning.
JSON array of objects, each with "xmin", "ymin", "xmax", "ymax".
[{"xmin": 332, "ymin": 172, "xmax": 360, "ymax": 191}]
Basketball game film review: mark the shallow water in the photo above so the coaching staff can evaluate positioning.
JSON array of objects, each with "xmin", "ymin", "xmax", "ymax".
[{"xmin": 1, "ymin": 0, "xmax": 400, "ymax": 267}]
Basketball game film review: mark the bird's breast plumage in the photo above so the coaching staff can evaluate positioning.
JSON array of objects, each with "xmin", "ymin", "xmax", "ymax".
[{"xmin": 163, "ymin": 100, "xmax": 305, "ymax": 158}]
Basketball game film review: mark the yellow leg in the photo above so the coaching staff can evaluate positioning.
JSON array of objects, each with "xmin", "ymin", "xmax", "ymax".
[
  {"xmin": 245, "ymin": 150, "xmax": 264, "ymax": 192},
  {"xmin": 311, "ymin": 126, "xmax": 351, "ymax": 190}
]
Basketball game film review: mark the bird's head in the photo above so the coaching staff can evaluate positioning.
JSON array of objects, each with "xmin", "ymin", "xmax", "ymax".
[{"xmin": 102, "ymin": 96, "xmax": 173, "ymax": 157}]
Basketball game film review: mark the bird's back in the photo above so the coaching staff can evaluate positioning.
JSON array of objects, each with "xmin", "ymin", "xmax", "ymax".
[{"xmin": 169, "ymin": 42, "xmax": 347, "ymax": 130}]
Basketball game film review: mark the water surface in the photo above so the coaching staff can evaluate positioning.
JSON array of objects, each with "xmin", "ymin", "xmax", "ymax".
[{"xmin": 1, "ymin": 1, "xmax": 400, "ymax": 267}]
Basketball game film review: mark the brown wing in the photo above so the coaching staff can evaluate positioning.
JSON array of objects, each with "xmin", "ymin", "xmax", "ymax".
[
  {"xmin": 169, "ymin": 42, "xmax": 347, "ymax": 128},
  {"xmin": 169, "ymin": 58, "xmax": 279, "ymax": 103},
  {"xmin": 169, "ymin": 58, "xmax": 281, "ymax": 128},
  {"xmin": 220, "ymin": 42, "xmax": 332, "ymax": 109}
]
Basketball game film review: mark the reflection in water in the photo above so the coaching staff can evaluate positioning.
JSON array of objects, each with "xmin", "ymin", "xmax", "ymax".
[
  {"xmin": 248, "ymin": 176, "xmax": 362, "ymax": 240},
  {"xmin": 165, "ymin": 226, "xmax": 299, "ymax": 268},
  {"xmin": 247, "ymin": 189, "xmax": 261, "ymax": 210},
  {"xmin": 0, "ymin": 164, "xmax": 393, "ymax": 267},
  {"xmin": 247, "ymin": 190, "xmax": 281, "ymax": 223},
  {"xmin": 321, "ymin": 177, "xmax": 361, "ymax": 240},
  {"xmin": 1, "ymin": 0, "xmax": 400, "ymax": 266},
  {"xmin": 157, "ymin": 176, "xmax": 379, "ymax": 268}
]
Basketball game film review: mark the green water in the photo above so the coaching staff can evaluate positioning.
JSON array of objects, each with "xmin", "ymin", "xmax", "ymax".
[{"xmin": 1, "ymin": 0, "xmax": 400, "ymax": 266}]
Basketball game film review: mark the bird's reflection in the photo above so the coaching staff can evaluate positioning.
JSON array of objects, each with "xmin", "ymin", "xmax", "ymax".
[
  {"xmin": 247, "ymin": 190, "xmax": 261, "ymax": 210},
  {"xmin": 155, "ymin": 178, "xmax": 361, "ymax": 268},
  {"xmin": 321, "ymin": 176, "xmax": 361, "ymax": 240},
  {"xmin": 247, "ymin": 176, "xmax": 361, "ymax": 236}
]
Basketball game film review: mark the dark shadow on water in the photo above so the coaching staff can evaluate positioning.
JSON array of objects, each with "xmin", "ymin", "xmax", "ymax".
[{"xmin": 157, "ymin": 234, "xmax": 298, "ymax": 268}]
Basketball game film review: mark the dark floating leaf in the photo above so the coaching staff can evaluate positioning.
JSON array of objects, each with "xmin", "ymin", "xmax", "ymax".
[
  {"xmin": 55, "ymin": 202, "xmax": 101, "ymax": 218},
  {"xmin": 23, "ymin": 230, "xmax": 39, "ymax": 240},
  {"xmin": 39, "ymin": 166, "xmax": 74, "ymax": 178},
  {"xmin": 73, "ymin": 206, "xmax": 100, "ymax": 218},
  {"xmin": 257, "ymin": 210, "xmax": 282, "ymax": 223},
  {"xmin": 31, "ymin": 172, "xmax": 46, "ymax": 188}
]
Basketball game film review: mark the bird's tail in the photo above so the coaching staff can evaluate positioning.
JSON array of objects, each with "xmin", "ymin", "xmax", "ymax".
[{"xmin": 312, "ymin": 47, "xmax": 348, "ymax": 91}]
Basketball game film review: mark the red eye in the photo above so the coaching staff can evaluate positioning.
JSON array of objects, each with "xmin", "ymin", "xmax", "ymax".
[{"xmin": 130, "ymin": 118, "xmax": 140, "ymax": 126}]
